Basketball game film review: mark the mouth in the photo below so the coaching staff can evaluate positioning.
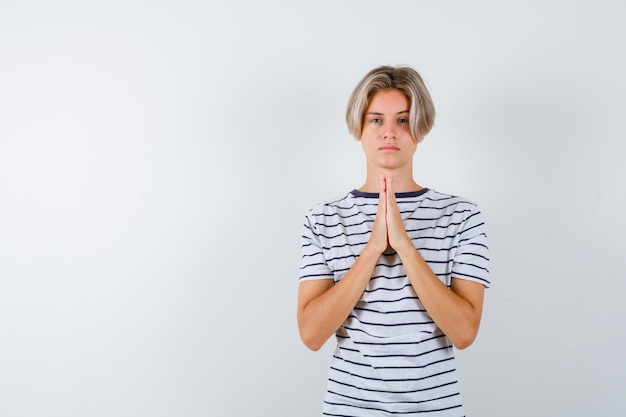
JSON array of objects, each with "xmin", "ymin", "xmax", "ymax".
[{"xmin": 380, "ymin": 146, "xmax": 399, "ymax": 152}]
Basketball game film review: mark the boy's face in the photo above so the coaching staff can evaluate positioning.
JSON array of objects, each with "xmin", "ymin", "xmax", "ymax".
[{"xmin": 360, "ymin": 88, "xmax": 417, "ymax": 171}]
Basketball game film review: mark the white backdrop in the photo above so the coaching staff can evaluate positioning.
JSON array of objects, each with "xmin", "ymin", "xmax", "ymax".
[{"xmin": 1, "ymin": 1, "xmax": 625, "ymax": 416}]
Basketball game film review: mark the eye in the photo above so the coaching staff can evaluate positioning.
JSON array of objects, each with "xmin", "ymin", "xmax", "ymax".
[
  {"xmin": 398, "ymin": 117, "xmax": 409, "ymax": 124},
  {"xmin": 371, "ymin": 117, "xmax": 382, "ymax": 124}
]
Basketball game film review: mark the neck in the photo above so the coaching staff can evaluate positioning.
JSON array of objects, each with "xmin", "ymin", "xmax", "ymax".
[{"xmin": 358, "ymin": 168, "xmax": 422, "ymax": 193}]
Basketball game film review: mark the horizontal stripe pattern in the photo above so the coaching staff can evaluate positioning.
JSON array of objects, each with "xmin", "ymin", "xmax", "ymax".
[{"xmin": 299, "ymin": 188, "xmax": 490, "ymax": 416}]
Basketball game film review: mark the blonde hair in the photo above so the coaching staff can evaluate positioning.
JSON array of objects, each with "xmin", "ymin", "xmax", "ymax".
[{"xmin": 346, "ymin": 65, "xmax": 436, "ymax": 143}]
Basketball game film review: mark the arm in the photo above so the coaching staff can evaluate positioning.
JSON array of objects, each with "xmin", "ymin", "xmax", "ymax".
[
  {"xmin": 384, "ymin": 174, "xmax": 485, "ymax": 349},
  {"xmin": 296, "ymin": 244, "xmax": 381, "ymax": 351},
  {"xmin": 395, "ymin": 246, "xmax": 484, "ymax": 349},
  {"xmin": 297, "ymin": 181, "xmax": 389, "ymax": 351}
]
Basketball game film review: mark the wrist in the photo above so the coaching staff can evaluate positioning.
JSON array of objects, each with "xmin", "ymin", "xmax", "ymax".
[
  {"xmin": 394, "ymin": 241, "xmax": 418, "ymax": 259},
  {"xmin": 361, "ymin": 242, "xmax": 385, "ymax": 259}
]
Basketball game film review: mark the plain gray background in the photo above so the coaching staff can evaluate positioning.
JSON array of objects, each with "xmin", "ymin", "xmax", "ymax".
[{"xmin": 1, "ymin": 0, "xmax": 625, "ymax": 416}]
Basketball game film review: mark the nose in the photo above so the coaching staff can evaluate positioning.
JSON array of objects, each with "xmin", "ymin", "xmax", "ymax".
[{"xmin": 383, "ymin": 124, "xmax": 398, "ymax": 140}]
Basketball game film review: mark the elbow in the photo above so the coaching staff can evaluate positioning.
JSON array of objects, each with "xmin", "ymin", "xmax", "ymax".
[
  {"xmin": 299, "ymin": 328, "xmax": 326, "ymax": 351},
  {"xmin": 451, "ymin": 334, "xmax": 476, "ymax": 350},
  {"xmin": 297, "ymin": 309, "xmax": 331, "ymax": 351},
  {"xmin": 450, "ymin": 323, "xmax": 480, "ymax": 350},
  {"xmin": 302, "ymin": 339, "xmax": 324, "ymax": 352}
]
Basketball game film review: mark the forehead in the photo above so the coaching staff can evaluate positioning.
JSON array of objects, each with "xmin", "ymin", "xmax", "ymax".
[{"xmin": 366, "ymin": 89, "xmax": 410, "ymax": 113}]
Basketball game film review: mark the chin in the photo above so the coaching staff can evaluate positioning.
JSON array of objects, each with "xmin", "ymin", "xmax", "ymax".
[{"xmin": 377, "ymin": 160, "xmax": 405, "ymax": 170}]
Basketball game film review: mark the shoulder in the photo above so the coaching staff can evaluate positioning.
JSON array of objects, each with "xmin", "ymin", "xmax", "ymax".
[
  {"xmin": 301, "ymin": 191, "xmax": 369, "ymax": 233},
  {"xmin": 423, "ymin": 189, "xmax": 481, "ymax": 212},
  {"xmin": 305, "ymin": 191, "xmax": 357, "ymax": 217}
]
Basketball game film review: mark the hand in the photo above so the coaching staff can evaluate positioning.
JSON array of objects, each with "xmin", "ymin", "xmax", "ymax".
[
  {"xmin": 368, "ymin": 174, "xmax": 390, "ymax": 255},
  {"xmin": 366, "ymin": 173, "xmax": 412, "ymax": 255},
  {"xmin": 383, "ymin": 173, "xmax": 412, "ymax": 252}
]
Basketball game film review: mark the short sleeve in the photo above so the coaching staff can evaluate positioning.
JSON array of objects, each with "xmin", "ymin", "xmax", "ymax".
[
  {"xmin": 298, "ymin": 211, "xmax": 334, "ymax": 282},
  {"xmin": 451, "ymin": 206, "xmax": 491, "ymax": 287}
]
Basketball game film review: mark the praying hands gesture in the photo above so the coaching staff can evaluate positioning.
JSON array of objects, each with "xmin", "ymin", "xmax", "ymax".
[{"xmin": 369, "ymin": 173, "xmax": 414, "ymax": 256}]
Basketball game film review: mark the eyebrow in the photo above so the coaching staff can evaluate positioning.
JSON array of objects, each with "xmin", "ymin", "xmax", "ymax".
[{"xmin": 366, "ymin": 110, "xmax": 410, "ymax": 115}]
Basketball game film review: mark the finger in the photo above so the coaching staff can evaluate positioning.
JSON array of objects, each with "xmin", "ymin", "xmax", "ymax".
[
  {"xmin": 378, "ymin": 174, "xmax": 386, "ymax": 208},
  {"xmin": 386, "ymin": 173, "xmax": 396, "ymax": 207},
  {"xmin": 369, "ymin": 174, "xmax": 389, "ymax": 254}
]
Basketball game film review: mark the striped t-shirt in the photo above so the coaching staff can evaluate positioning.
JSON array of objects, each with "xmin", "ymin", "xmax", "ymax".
[{"xmin": 299, "ymin": 188, "xmax": 490, "ymax": 416}]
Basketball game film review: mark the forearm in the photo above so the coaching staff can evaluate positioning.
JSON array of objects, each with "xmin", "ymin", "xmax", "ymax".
[
  {"xmin": 298, "ymin": 245, "xmax": 381, "ymax": 351},
  {"xmin": 397, "ymin": 245, "xmax": 483, "ymax": 349}
]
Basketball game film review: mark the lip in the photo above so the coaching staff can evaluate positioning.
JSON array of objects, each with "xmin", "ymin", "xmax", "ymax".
[{"xmin": 380, "ymin": 146, "xmax": 400, "ymax": 152}]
